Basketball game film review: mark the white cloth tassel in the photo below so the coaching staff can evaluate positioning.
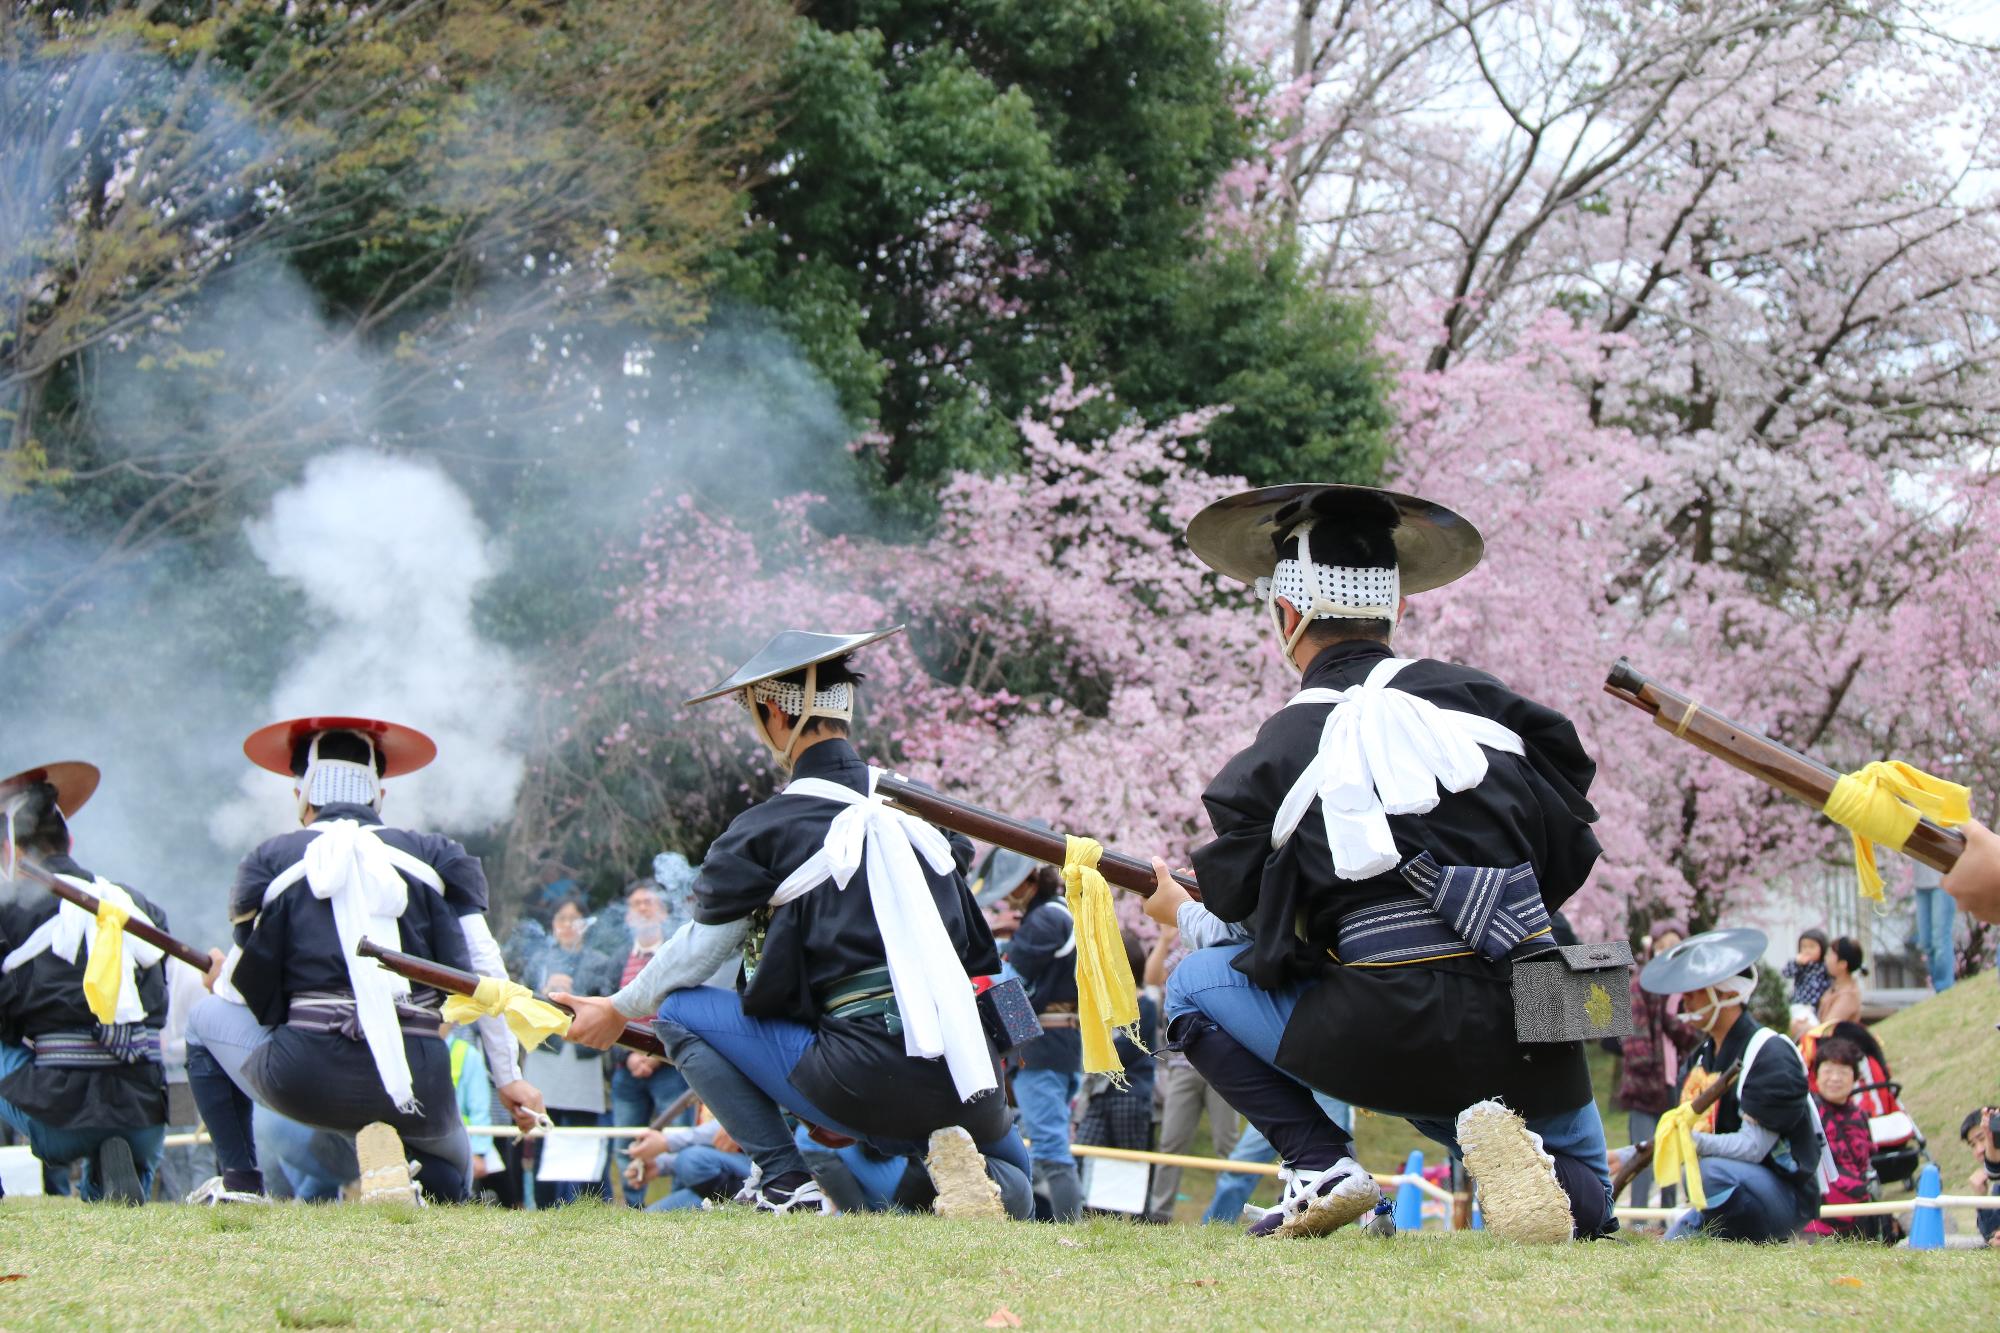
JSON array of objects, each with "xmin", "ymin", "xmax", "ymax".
[
  {"xmin": 1, "ymin": 876, "xmax": 165, "ymax": 1024},
  {"xmin": 1273, "ymin": 658, "xmax": 1528, "ymax": 881},
  {"xmin": 772, "ymin": 770, "xmax": 997, "ymax": 1102}
]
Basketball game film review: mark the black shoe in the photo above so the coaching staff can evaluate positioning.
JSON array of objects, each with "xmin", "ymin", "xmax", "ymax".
[{"xmin": 95, "ymin": 1136, "xmax": 143, "ymax": 1205}]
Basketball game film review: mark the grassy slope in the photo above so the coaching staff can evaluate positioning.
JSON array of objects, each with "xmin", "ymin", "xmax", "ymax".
[
  {"xmin": 2, "ymin": 1200, "xmax": 1998, "ymax": 1330},
  {"xmin": 1871, "ymin": 978, "xmax": 2000, "ymax": 1182}
]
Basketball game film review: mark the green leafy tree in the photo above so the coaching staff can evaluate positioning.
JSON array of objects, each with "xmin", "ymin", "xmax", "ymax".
[
  {"xmin": 725, "ymin": 0, "xmax": 1388, "ymax": 502},
  {"xmin": 1, "ymin": 0, "xmax": 791, "ymax": 655}
]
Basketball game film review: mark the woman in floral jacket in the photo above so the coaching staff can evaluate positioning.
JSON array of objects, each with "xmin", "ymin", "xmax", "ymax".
[{"xmin": 1805, "ymin": 1037, "xmax": 1875, "ymax": 1238}]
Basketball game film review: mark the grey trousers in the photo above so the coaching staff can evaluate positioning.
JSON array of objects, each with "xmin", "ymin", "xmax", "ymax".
[{"xmin": 1146, "ymin": 1061, "xmax": 1240, "ymax": 1220}]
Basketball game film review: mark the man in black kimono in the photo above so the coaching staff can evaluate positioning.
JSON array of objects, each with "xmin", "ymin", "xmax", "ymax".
[
  {"xmin": 1156, "ymin": 484, "xmax": 1613, "ymax": 1242},
  {"xmin": 184, "ymin": 718, "xmax": 544, "ymax": 1204},
  {"xmin": 1638, "ymin": 928, "xmax": 1828, "ymax": 1241},
  {"xmin": 0, "ymin": 762, "xmax": 168, "ymax": 1203},
  {"xmin": 556, "ymin": 627, "xmax": 1034, "ymax": 1219}
]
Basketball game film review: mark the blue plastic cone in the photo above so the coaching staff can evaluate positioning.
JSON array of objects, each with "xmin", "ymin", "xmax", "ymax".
[
  {"xmin": 1393, "ymin": 1149, "xmax": 1426, "ymax": 1231},
  {"xmin": 1907, "ymin": 1162, "xmax": 1944, "ymax": 1250}
]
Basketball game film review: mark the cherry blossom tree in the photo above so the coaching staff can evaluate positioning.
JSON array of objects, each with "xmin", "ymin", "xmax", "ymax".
[
  {"xmin": 1202, "ymin": 1, "xmax": 2000, "ymax": 930},
  {"xmin": 510, "ymin": 378, "xmax": 1286, "ymax": 922}
]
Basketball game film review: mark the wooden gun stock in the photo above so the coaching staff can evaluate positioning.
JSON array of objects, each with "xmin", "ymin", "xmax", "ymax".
[
  {"xmin": 1603, "ymin": 658, "xmax": 1965, "ymax": 874},
  {"xmin": 873, "ymin": 773, "xmax": 1200, "ymax": 900},
  {"xmin": 13, "ymin": 857, "xmax": 213, "ymax": 971},
  {"xmin": 1610, "ymin": 1056, "xmax": 1743, "ymax": 1200},
  {"xmin": 356, "ymin": 938, "xmax": 666, "ymax": 1057}
]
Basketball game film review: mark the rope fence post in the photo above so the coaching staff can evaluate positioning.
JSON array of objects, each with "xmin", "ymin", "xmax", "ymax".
[
  {"xmin": 1393, "ymin": 1149, "xmax": 1425, "ymax": 1231},
  {"xmin": 1909, "ymin": 1163, "xmax": 1944, "ymax": 1251}
]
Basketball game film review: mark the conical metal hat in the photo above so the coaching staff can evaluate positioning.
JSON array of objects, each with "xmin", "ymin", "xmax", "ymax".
[
  {"xmin": 684, "ymin": 626, "xmax": 904, "ymax": 706},
  {"xmin": 1639, "ymin": 927, "xmax": 1768, "ymax": 995},
  {"xmin": 971, "ymin": 819, "xmax": 1051, "ymax": 906},
  {"xmin": 1185, "ymin": 483, "xmax": 1483, "ymax": 594}
]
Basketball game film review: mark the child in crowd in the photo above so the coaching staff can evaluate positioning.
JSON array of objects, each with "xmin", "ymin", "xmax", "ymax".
[
  {"xmin": 1804, "ymin": 1038, "xmax": 1871, "ymax": 1238},
  {"xmin": 1961, "ymin": 1106, "xmax": 2000, "ymax": 1248},
  {"xmin": 1782, "ymin": 929, "xmax": 1831, "ymax": 1009}
]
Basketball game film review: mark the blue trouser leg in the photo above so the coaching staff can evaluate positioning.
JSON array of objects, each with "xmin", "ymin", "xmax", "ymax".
[
  {"xmin": 1013, "ymin": 1067, "xmax": 1080, "ymax": 1167},
  {"xmin": 610, "ymin": 1061, "xmax": 692, "ymax": 1204},
  {"xmin": 657, "ymin": 987, "xmax": 1035, "ymax": 1201},
  {"xmin": 184, "ymin": 1043, "xmax": 258, "ymax": 1180},
  {"xmin": 1914, "ymin": 887, "xmax": 1956, "ymax": 991},
  {"xmin": 252, "ymin": 1107, "xmax": 347, "ymax": 1202},
  {"xmin": 185, "ymin": 996, "xmax": 271, "ymax": 1183},
  {"xmin": 1211, "ymin": 1124, "xmax": 1276, "ymax": 1207},
  {"xmin": 655, "ymin": 987, "xmax": 846, "ymax": 1180},
  {"xmin": 0, "ymin": 1042, "xmax": 166, "ymax": 1201},
  {"xmin": 1163, "ymin": 945, "xmax": 1354, "ymax": 1170},
  {"xmin": 988, "ymin": 1158, "xmax": 1032, "ymax": 1221},
  {"xmin": 1204, "ymin": 1124, "xmax": 1273, "ymax": 1223},
  {"xmin": 1671, "ymin": 1157, "xmax": 1811, "ymax": 1242}
]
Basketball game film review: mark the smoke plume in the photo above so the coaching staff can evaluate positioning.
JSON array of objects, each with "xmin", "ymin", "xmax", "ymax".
[{"xmin": 208, "ymin": 450, "xmax": 527, "ymax": 849}]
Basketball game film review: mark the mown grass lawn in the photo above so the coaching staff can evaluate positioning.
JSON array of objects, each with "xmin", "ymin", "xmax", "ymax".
[{"xmin": 2, "ymin": 1198, "xmax": 1996, "ymax": 1330}]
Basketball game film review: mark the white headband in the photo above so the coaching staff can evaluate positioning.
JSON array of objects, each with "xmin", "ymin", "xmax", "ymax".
[
  {"xmin": 737, "ymin": 678, "xmax": 855, "ymax": 718},
  {"xmin": 1256, "ymin": 518, "xmax": 1401, "ymax": 660},
  {"xmin": 296, "ymin": 733, "xmax": 383, "ymax": 821},
  {"xmin": 738, "ymin": 663, "xmax": 855, "ymax": 769}
]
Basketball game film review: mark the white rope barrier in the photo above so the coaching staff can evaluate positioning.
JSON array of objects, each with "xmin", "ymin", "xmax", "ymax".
[
  {"xmin": 1617, "ymin": 1195, "xmax": 2000, "ymax": 1221},
  {"xmin": 160, "ymin": 1125, "xmax": 1456, "ymax": 1204}
]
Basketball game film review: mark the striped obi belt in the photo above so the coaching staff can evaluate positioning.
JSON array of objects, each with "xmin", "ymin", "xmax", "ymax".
[
  {"xmin": 1333, "ymin": 853, "xmax": 1555, "ymax": 968},
  {"xmin": 28, "ymin": 1025, "xmax": 162, "ymax": 1068},
  {"xmin": 286, "ymin": 990, "xmax": 444, "ymax": 1041}
]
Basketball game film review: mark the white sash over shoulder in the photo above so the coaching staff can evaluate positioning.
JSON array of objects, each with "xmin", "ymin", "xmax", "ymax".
[
  {"xmin": 773, "ymin": 767, "xmax": 996, "ymax": 1102},
  {"xmin": 259, "ymin": 820, "xmax": 447, "ymax": 1113},
  {"xmin": 1, "ymin": 874, "xmax": 164, "ymax": 1024},
  {"xmin": 1272, "ymin": 657, "xmax": 1526, "ymax": 881}
]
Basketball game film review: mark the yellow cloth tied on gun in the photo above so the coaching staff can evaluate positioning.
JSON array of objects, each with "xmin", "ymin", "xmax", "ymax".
[
  {"xmin": 1651, "ymin": 1101, "xmax": 1708, "ymax": 1212},
  {"xmin": 82, "ymin": 881, "xmax": 139, "ymax": 1027},
  {"xmin": 1063, "ymin": 835, "xmax": 1146, "ymax": 1080},
  {"xmin": 1821, "ymin": 760, "xmax": 1970, "ymax": 901},
  {"xmin": 441, "ymin": 976, "xmax": 572, "ymax": 1052}
]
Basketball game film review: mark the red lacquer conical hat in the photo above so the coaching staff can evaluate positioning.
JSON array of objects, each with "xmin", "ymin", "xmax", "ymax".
[
  {"xmin": 242, "ymin": 716, "xmax": 437, "ymax": 779},
  {"xmin": 0, "ymin": 761, "xmax": 101, "ymax": 816}
]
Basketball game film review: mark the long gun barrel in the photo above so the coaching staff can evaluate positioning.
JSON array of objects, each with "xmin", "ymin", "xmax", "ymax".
[
  {"xmin": 1602, "ymin": 658, "xmax": 1964, "ymax": 874},
  {"xmin": 873, "ymin": 773, "xmax": 1200, "ymax": 899},
  {"xmin": 14, "ymin": 857, "xmax": 213, "ymax": 971},
  {"xmin": 356, "ymin": 939, "xmax": 668, "ymax": 1057},
  {"xmin": 1609, "ymin": 1056, "xmax": 1742, "ymax": 1199}
]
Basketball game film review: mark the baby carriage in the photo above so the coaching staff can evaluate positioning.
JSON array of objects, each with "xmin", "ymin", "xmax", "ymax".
[{"xmin": 1802, "ymin": 1020, "xmax": 1931, "ymax": 1242}]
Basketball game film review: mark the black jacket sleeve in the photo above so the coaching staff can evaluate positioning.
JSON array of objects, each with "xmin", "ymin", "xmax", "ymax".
[{"xmin": 691, "ymin": 823, "xmax": 779, "ymax": 926}]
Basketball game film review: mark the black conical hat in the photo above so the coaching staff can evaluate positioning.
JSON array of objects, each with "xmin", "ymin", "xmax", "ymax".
[
  {"xmin": 684, "ymin": 627, "xmax": 903, "ymax": 706},
  {"xmin": 1185, "ymin": 483, "xmax": 1483, "ymax": 593}
]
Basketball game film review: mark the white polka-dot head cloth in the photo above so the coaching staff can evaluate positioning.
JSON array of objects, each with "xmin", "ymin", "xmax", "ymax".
[
  {"xmin": 733, "ymin": 678, "xmax": 855, "ymax": 718},
  {"xmin": 1254, "ymin": 517, "xmax": 1401, "ymax": 660}
]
